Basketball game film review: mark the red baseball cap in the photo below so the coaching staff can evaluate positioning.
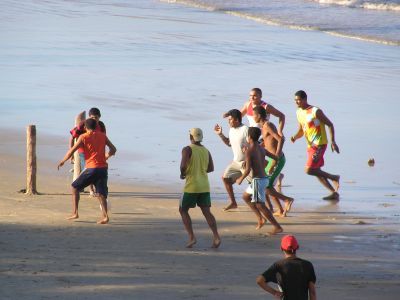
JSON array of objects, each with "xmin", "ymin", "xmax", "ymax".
[{"xmin": 281, "ymin": 235, "xmax": 299, "ymax": 251}]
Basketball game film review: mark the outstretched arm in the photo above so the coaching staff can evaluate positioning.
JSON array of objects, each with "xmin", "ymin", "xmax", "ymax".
[
  {"xmin": 316, "ymin": 109, "xmax": 339, "ymax": 153},
  {"xmin": 58, "ymin": 136, "xmax": 83, "ymax": 169},
  {"xmin": 180, "ymin": 146, "xmax": 192, "ymax": 179},
  {"xmin": 267, "ymin": 105, "xmax": 285, "ymax": 136}
]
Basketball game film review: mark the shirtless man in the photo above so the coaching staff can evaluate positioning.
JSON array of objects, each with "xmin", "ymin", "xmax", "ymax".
[
  {"xmin": 291, "ymin": 90, "xmax": 340, "ymax": 200},
  {"xmin": 253, "ymin": 106, "xmax": 294, "ymax": 217},
  {"xmin": 236, "ymin": 127, "xmax": 283, "ymax": 235}
]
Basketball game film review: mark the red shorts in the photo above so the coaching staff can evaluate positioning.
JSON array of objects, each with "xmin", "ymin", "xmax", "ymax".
[{"xmin": 306, "ymin": 144, "xmax": 327, "ymax": 169}]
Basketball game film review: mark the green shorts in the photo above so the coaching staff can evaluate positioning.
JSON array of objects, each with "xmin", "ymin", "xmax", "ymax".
[
  {"xmin": 180, "ymin": 192, "xmax": 211, "ymax": 208},
  {"xmin": 265, "ymin": 154, "xmax": 286, "ymax": 188}
]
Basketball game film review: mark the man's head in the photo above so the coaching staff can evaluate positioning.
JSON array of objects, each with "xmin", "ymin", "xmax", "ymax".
[
  {"xmin": 281, "ymin": 235, "xmax": 299, "ymax": 255},
  {"xmin": 253, "ymin": 106, "xmax": 267, "ymax": 123},
  {"xmin": 249, "ymin": 88, "xmax": 262, "ymax": 105},
  {"xmin": 88, "ymin": 107, "xmax": 101, "ymax": 121},
  {"xmin": 294, "ymin": 90, "xmax": 308, "ymax": 109},
  {"xmin": 189, "ymin": 128, "xmax": 203, "ymax": 143},
  {"xmin": 248, "ymin": 127, "xmax": 261, "ymax": 143},
  {"xmin": 85, "ymin": 118, "xmax": 97, "ymax": 131},
  {"xmin": 226, "ymin": 109, "xmax": 242, "ymax": 128}
]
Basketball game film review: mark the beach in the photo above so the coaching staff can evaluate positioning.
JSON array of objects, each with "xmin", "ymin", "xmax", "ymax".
[
  {"xmin": 1, "ymin": 0, "xmax": 400, "ymax": 299},
  {"xmin": 1, "ymin": 131, "xmax": 400, "ymax": 299}
]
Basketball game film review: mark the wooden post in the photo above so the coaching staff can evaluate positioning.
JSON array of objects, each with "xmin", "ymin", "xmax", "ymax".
[
  {"xmin": 26, "ymin": 125, "xmax": 38, "ymax": 195},
  {"xmin": 73, "ymin": 111, "xmax": 86, "ymax": 181}
]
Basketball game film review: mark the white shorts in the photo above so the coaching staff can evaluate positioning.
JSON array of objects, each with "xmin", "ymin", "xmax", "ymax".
[
  {"xmin": 222, "ymin": 161, "xmax": 244, "ymax": 181},
  {"xmin": 246, "ymin": 177, "xmax": 269, "ymax": 203}
]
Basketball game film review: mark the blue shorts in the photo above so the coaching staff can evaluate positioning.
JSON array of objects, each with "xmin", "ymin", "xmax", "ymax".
[{"xmin": 72, "ymin": 168, "xmax": 108, "ymax": 197}]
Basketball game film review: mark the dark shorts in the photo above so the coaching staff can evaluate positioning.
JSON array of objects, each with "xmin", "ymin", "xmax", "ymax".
[
  {"xmin": 72, "ymin": 167, "xmax": 108, "ymax": 197},
  {"xmin": 306, "ymin": 144, "xmax": 327, "ymax": 169},
  {"xmin": 180, "ymin": 192, "xmax": 211, "ymax": 208}
]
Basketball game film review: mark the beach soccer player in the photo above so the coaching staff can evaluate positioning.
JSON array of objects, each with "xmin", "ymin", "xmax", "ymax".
[
  {"xmin": 253, "ymin": 106, "xmax": 294, "ymax": 217},
  {"xmin": 236, "ymin": 127, "xmax": 283, "ymax": 235},
  {"xmin": 58, "ymin": 118, "xmax": 116, "ymax": 224},
  {"xmin": 291, "ymin": 90, "xmax": 340, "ymax": 200},
  {"xmin": 179, "ymin": 128, "xmax": 221, "ymax": 248},
  {"xmin": 223, "ymin": 88, "xmax": 285, "ymax": 134},
  {"xmin": 257, "ymin": 235, "xmax": 317, "ymax": 300},
  {"xmin": 69, "ymin": 107, "xmax": 106, "ymax": 196},
  {"xmin": 214, "ymin": 109, "xmax": 249, "ymax": 211}
]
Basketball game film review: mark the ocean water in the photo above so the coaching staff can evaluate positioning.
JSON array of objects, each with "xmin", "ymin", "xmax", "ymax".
[
  {"xmin": 165, "ymin": 0, "xmax": 400, "ymax": 45},
  {"xmin": 0, "ymin": 0, "xmax": 399, "ymax": 216}
]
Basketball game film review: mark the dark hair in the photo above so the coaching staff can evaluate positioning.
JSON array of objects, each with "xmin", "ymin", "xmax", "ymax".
[
  {"xmin": 251, "ymin": 87, "xmax": 262, "ymax": 97},
  {"xmin": 88, "ymin": 107, "xmax": 101, "ymax": 117},
  {"xmin": 295, "ymin": 90, "xmax": 307, "ymax": 100},
  {"xmin": 248, "ymin": 127, "xmax": 261, "ymax": 142},
  {"xmin": 253, "ymin": 106, "xmax": 266, "ymax": 120},
  {"xmin": 85, "ymin": 118, "xmax": 97, "ymax": 130},
  {"xmin": 227, "ymin": 109, "xmax": 242, "ymax": 123},
  {"xmin": 283, "ymin": 249, "xmax": 297, "ymax": 255}
]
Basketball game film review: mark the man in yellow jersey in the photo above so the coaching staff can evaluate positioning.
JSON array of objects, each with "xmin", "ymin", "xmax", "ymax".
[
  {"xmin": 179, "ymin": 128, "xmax": 221, "ymax": 248},
  {"xmin": 291, "ymin": 90, "xmax": 340, "ymax": 200}
]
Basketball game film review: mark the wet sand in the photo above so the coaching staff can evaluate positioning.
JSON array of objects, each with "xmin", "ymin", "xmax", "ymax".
[{"xmin": 1, "ymin": 131, "xmax": 399, "ymax": 300}]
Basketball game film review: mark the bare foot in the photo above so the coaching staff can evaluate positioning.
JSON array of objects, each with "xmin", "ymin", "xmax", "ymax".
[
  {"xmin": 223, "ymin": 203, "xmax": 238, "ymax": 211},
  {"xmin": 273, "ymin": 210, "xmax": 285, "ymax": 217},
  {"xmin": 256, "ymin": 218, "xmax": 266, "ymax": 230},
  {"xmin": 186, "ymin": 238, "xmax": 197, "ymax": 248},
  {"xmin": 322, "ymin": 192, "xmax": 339, "ymax": 200},
  {"xmin": 332, "ymin": 175, "xmax": 340, "ymax": 192},
  {"xmin": 97, "ymin": 217, "xmax": 109, "ymax": 224},
  {"xmin": 66, "ymin": 213, "xmax": 79, "ymax": 220},
  {"xmin": 211, "ymin": 237, "xmax": 221, "ymax": 248},
  {"xmin": 267, "ymin": 227, "xmax": 283, "ymax": 236},
  {"xmin": 284, "ymin": 198, "xmax": 294, "ymax": 214}
]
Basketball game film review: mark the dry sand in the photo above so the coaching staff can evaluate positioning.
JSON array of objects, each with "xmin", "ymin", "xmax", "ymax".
[{"xmin": 1, "ymin": 131, "xmax": 399, "ymax": 300}]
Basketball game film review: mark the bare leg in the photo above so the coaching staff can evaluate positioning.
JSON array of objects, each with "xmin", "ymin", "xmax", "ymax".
[
  {"xmin": 306, "ymin": 168, "xmax": 340, "ymax": 199},
  {"xmin": 268, "ymin": 188, "xmax": 294, "ymax": 217},
  {"xmin": 222, "ymin": 177, "xmax": 238, "ymax": 210},
  {"xmin": 276, "ymin": 173, "xmax": 284, "ymax": 190},
  {"xmin": 67, "ymin": 187, "xmax": 80, "ymax": 220},
  {"xmin": 242, "ymin": 192, "xmax": 265, "ymax": 229},
  {"xmin": 256, "ymin": 203, "xmax": 283, "ymax": 235},
  {"xmin": 200, "ymin": 206, "xmax": 221, "ymax": 248},
  {"xmin": 179, "ymin": 206, "xmax": 197, "ymax": 248},
  {"xmin": 265, "ymin": 192, "xmax": 274, "ymax": 212},
  {"xmin": 97, "ymin": 195, "xmax": 109, "ymax": 224}
]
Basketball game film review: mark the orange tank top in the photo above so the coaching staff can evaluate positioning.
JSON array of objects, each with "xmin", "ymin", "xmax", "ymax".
[{"xmin": 81, "ymin": 131, "xmax": 108, "ymax": 168}]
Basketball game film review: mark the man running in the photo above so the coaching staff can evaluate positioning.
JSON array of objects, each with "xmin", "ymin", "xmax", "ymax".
[
  {"xmin": 214, "ymin": 109, "xmax": 248, "ymax": 211},
  {"xmin": 291, "ymin": 90, "xmax": 340, "ymax": 200},
  {"xmin": 253, "ymin": 106, "xmax": 294, "ymax": 217},
  {"xmin": 236, "ymin": 127, "xmax": 283, "ymax": 235},
  {"xmin": 180, "ymin": 128, "xmax": 221, "ymax": 248}
]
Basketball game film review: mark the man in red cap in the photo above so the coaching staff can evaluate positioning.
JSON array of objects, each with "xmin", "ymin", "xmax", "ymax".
[{"xmin": 256, "ymin": 235, "xmax": 317, "ymax": 299}]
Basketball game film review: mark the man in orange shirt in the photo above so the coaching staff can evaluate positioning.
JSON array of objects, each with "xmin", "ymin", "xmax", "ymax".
[{"xmin": 58, "ymin": 118, "xmax": 116, "ymax": 224}]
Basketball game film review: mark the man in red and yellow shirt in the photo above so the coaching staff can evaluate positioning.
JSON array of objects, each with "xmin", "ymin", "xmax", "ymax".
[
  {"xmin": 59, "ymin": 118, "xmax": 116, "ymax": 224},
  {"xmin": 291, "ymin": 90, "xmax": 340, "ymax": 200}
]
